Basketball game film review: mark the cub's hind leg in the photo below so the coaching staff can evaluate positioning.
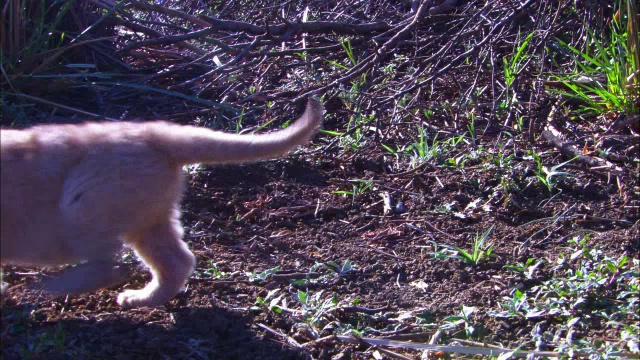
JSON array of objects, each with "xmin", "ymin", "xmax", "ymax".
[
  {"xmin": 41, "ymin": 258, "xmax": 129, "ymax": 295},
  {"xmin": 117, "ymin": 214, "xmax": 195, "ymax": 308}
]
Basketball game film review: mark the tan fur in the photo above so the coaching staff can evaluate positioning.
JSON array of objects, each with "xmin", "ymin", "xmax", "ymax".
[{"xmin": 0, "ymin": 99, "xmax": 323, "ymax": 308}]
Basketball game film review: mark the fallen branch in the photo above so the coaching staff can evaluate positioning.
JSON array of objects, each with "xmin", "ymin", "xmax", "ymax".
[
  {"xmin": 270, "ymin": 272, "xmax": 323, "ymax": 281},
  {"xmin": 256, "ymin": 323, "xmax": 304, "ymax": 349},
  {"xmin": 197, "ymin": 17, "xmax": 390, "ymax": 36},
  {"xmin": 542, "ymin": 99, "xmax": 625, "ymax": 173}
]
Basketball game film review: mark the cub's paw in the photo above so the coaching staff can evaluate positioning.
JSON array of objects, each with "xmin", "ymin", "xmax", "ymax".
[{"xmin": 117, "ymin": 289, "xmax": 155, "ymax": 309}]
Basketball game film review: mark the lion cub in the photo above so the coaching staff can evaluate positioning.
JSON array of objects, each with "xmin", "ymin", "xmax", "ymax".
[{"xmin": 0, "ymin": 99, "xmax": 323, "ymax": 308}]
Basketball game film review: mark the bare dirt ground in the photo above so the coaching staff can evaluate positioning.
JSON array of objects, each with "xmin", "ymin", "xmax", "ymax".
[
  {"xmin": 2, "ymin": 124, "xmax": 638, "ymax": 359},
  {"xmin": 1, "ymin": 0, "xmax": 639, "ymax": 359}
]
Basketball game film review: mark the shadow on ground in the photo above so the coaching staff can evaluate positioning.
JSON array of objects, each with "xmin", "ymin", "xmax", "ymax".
[{"xmin": 1, "ymin": 303, "xmax": 307, "ymax": 360}]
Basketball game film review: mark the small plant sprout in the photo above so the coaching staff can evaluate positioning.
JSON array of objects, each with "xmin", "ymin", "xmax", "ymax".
[
  {"xmin": 467, "ymin": 112, "xmax": 476, "ymax": 146},
  {"xmin": 252, "ymin": 289, "xmax": 285, "ymax": 313},
  {"xmin": 246, "ymin": 266, "xmax": 280, "ymax": 282},
  {"xmin": 409, "ymin": 126, "xmax": 431, "ymax": 165},
  {"xmin": 503, "ymin": 32, "xmax": 534, "ymax": 109},
  {"xmin": 444, "ymin": 225, "xmax": 496, "ymax": 266},
  {"xmin": 294, "ymin": 290, "xmax": 340, "ymax": 329},
  {"xmin": 538, "ymin": 156, "xmax": 578, "ymax": 193},
  {"xmin": 292, "ymin": 260, "xmax": 357, "ymax": 287},
  {"xmin": 503, "ymin": 258, "xmax": 545, "ymax": 279},
  {"xmin": 441, "ymin": 305, "xmax": 478, "ymax": 338},
  {"xmin": 340, "ymin": 37, "xmax": 357, "ymax": 66},
  {"xmin": 335, "ymin": 178, "xmax": 375, "ymax": 205},
  {"xmin": 528, "ymin": 151, "xmax": 578, "ymax": 192},
  {"xmin": 326, "ymin": 259, "xmax": 354, "ymax": 276},
  {"xmin": 235, "ymin": 108, "xmax": 244, "ymax": 134},
  {"xmin": 20, "ymin": 323, "xmax": 67, "ymax": 356},
  {"xmin": 194, "ymin": 260, "xmax": 229, "ymax": 280},
  {"xmin": 488, "ymin": 288, "xmax": 529, "ymax": 318},
  {"xmin": 504, "ymin": 32, "xmax": 533, "ymax": 88}
]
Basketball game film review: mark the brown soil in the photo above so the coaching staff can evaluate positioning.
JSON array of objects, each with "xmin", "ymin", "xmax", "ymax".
[{"xmin": 2, "ymin": 137, "xmax": 638, "ymax": 359}]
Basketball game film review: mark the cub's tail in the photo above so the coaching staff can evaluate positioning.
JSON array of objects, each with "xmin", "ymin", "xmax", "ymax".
[{"xmin": 156, "ymin": 99, "xmax": 323, "ymax": 165}]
